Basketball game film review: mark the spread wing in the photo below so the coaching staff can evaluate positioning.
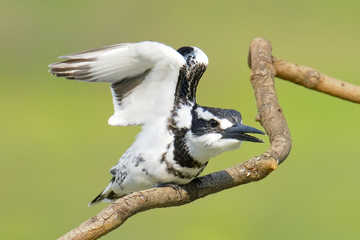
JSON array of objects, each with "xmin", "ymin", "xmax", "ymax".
[{"xmin": 49, "ymin": 41, "xmax": 186, "ymax": 126}]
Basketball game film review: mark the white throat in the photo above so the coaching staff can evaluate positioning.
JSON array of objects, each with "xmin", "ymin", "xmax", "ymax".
[{"xmin": 185, "ymin": 131, "xmax": 242, "ymax": 162}]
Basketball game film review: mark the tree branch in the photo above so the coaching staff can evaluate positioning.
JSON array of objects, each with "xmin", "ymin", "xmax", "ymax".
[
  {"xmin": 272, "ymin": 57, "xmax": 360, "ymax": 104},
  {"xmin": 58, "ymin": 38, "xmax": 291, "ymax": 240}
]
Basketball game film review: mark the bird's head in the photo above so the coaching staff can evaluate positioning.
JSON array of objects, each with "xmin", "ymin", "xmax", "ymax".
[{"xmin": 182, "ymin": 105, "xmax": 265, "ymax": 161}]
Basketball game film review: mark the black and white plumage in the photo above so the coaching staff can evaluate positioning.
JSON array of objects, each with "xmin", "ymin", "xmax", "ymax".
[{"xmin": 49, "ymin": 41, "xmax": 265, "ymax": 206}]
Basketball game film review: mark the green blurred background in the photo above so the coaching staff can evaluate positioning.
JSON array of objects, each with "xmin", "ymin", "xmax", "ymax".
[{"xmin": 1, "ymin": 0, "xmax": 359, "ymax": 239}]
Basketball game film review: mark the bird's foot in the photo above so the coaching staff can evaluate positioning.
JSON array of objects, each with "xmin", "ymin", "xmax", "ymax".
[{"xmin": 156, "ymin": 183, "xmax": 183, "ymax": 198}]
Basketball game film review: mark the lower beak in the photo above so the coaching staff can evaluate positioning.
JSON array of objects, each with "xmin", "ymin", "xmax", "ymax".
[{"xmin": 221, "ymin": 123, "xmax": 265, "ymax": 143}]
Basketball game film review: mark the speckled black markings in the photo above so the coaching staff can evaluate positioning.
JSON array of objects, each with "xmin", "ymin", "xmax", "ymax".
[
  {"xmin": 175, "ymin": 65, "xmax": 206, "ymax": 103},
  {"xmin": 142, "ymin": 168, "xmax": 150, "ymax": 176},
  {"xmin": 110, "ymin": 168, "xmax": 117, "ymax": 176},
  {"xmin": 175, "ymin": 46, "xmax": 207, "ymax": 103},
  {"xmin": 133, "ymin": 154, "xmax": 145, "ymax": 167},
  {"xmin": 109, "ymin": 160, "xmax": 128, "ymax": 190},
  {"xmin": 118, "ymin": 171, "xmax": 127, "ymax": 184}
]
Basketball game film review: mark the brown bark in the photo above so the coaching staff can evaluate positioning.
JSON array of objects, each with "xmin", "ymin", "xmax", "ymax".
[{"xmin": 272, "ymin": 57, "xmax": 360, "ymax": 104}]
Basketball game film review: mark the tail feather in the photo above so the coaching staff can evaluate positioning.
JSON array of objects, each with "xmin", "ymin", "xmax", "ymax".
[{"xmin": 88, "ymin": 177, "xmax": 119, "ymax": 206}]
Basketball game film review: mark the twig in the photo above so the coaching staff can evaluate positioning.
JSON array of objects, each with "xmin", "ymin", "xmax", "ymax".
[
  {"xmin": 272, "ymin": 57, "xmax": 360, "ymax": 104},
  {"xmin": 58, "ymin": 38, "xmax": 291, "ymax": 240}
]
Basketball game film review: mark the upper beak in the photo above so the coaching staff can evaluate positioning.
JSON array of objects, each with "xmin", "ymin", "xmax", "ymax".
[{"xmin": 221, "ymin": 123, "xmax": 265, "ymax": 143}]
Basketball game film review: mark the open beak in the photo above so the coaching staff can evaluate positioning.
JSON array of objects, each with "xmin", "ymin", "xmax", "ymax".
[{"xmin": 221, "ymin": 123, "xmax": 265, "ymax": 143}]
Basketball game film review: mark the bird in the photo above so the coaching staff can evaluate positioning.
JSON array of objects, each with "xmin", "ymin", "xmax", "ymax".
[{"xmin": 49, "ymin": 41, "xmax": 265, "ymax": 206}]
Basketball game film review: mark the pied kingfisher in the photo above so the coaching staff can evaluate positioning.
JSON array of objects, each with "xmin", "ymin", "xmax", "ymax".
[{"xmin": 49, "ymin": 41, "xmax": 265, "ymax": 206}]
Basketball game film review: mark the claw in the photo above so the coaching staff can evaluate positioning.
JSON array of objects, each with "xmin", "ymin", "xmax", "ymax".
[{"xmin": 156, "ymin": 183, "xmax": 183, "ymax": 198}]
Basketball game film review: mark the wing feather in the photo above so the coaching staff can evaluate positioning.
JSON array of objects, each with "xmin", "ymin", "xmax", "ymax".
[{"xmin": 49, "ymin": 41, "xmax": 186, "ymax": 126}]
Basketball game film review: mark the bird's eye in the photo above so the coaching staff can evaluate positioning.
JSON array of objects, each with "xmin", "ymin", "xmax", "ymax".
[{"xmin": 209, "ymin": 119, "xmax": 219, "ymax": 128}]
